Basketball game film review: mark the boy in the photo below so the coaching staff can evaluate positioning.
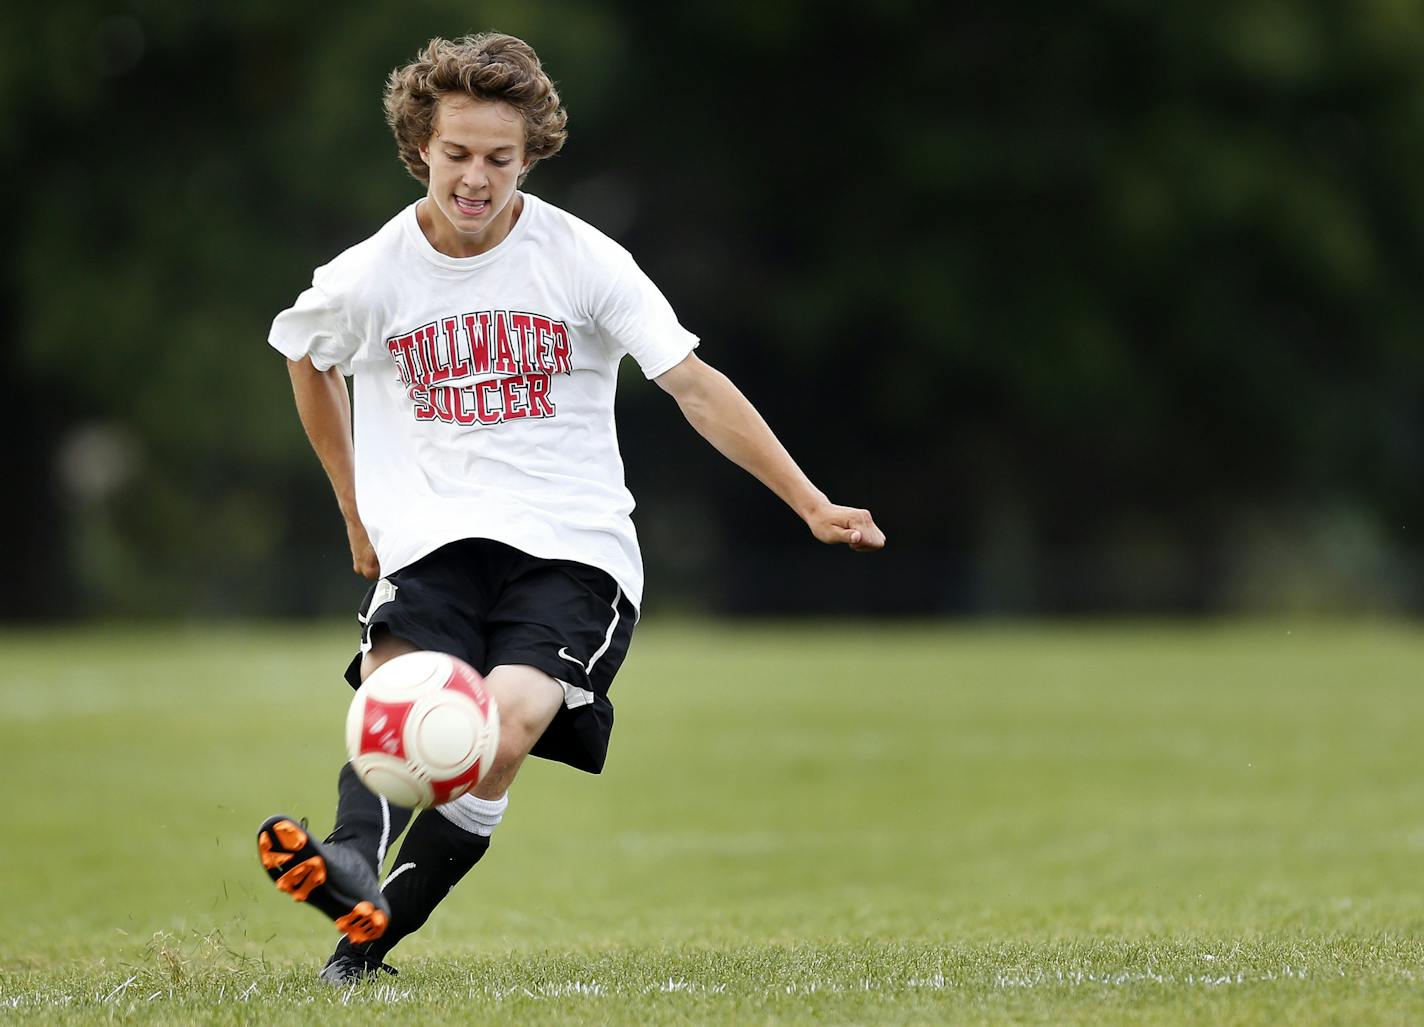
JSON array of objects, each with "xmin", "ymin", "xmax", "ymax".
[{"xmin": 260, "ymin": 32, "xmax": 884, "ymax": 983}]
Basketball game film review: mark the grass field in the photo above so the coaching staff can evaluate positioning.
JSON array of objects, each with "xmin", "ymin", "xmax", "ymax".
[{"xmin": 1, "ymin": 619, "xmax": 1422, "ymax": 1024}]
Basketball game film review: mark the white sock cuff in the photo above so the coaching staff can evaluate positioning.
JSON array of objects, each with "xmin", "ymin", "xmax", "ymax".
[{"xmin": 435, "ymin": 792, "xmax": 509, "ymax": 837}]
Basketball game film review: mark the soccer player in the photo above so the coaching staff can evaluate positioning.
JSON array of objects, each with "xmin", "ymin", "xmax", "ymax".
[{"xmin": 258, "ymin": 32, "xmax": 884, "ymax": 983}]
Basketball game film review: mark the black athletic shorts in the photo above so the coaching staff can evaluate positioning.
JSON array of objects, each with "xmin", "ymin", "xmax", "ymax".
[{"xmin": 344, "ymin": 538, "xmax": 636, "ymax": 774}]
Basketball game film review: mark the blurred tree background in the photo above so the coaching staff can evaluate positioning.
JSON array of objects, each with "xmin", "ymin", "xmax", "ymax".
[{"xmin": 3, "ymin": 0, "xmax": 1421, "ymax": 620}]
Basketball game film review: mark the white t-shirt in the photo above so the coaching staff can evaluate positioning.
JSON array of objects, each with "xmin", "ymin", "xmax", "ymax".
[{"xmin": 268, "ymin": 192, "xmax": 699, "ymax": 611}]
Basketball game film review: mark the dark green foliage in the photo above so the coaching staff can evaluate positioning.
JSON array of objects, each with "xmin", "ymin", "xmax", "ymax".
[{"xmin": 5, "ymin": 1, "xmax": 1421, "ymax": 616}]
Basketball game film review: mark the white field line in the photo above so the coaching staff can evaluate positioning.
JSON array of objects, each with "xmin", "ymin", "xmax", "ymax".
[
  {"xmin": 468, "ymin": 964, "xmax": 1316, "ymax": 1002},
  {"xmin": 0, "ymin": 962, "xmax": 1335, "ymax": 1009},
  {"xmin": 102, "ymin": 975, "xmax": 138, "ymax": 1002},
  {"xmin": 993, "ymin": 965, "xmax": 1313, "ymax": 989}
]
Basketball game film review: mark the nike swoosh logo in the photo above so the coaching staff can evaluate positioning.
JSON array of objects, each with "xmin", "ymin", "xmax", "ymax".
[{"xmin": 557, "ymin": 647, "xmax": 582, "ymax": 667}]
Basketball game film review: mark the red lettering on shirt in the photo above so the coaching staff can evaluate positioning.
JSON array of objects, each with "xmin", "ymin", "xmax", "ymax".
[{"xmin": 386, "ymin": 310, "xmax": 574, "ymax": 428}]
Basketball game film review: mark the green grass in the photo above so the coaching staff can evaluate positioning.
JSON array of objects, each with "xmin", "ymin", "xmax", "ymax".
[{"xmin": 1, "ymin": 619, "xmax": 1421, "ymax": 1024}]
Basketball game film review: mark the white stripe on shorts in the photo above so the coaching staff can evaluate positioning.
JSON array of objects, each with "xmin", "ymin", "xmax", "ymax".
[{"xmin": 586, "ymin": 585, "xmax": 622, "ymax": 674}]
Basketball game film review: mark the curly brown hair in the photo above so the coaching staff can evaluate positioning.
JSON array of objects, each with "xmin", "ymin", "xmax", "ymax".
[{"xmin": 384, "ymin": 33, "xmax": 568, "ymax": 186}]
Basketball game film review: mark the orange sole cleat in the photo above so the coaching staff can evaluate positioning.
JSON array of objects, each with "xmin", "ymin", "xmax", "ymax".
[
  {"xmin": 335, "ymin": 901, "xmax": 390, "ymax": 944},
  {"xmin": 256, "ymin": 814, "xmax": 390, "ymax": 943},
  {"xmin": 274, "ymin": 855, "xmax": 328, "ymax": 902}
]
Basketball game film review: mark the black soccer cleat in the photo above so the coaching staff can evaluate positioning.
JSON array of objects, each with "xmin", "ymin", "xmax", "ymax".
[
  {"xmin": 256, "ymin": 814, "xmax": 390, "ymax": 944},
  {"xmin": 318, "ymin": 950, "xmax": 399, "ymax": 986}
]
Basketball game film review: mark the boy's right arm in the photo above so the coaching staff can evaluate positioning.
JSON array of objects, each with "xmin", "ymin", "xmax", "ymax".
[{"xmin": 286, "ymin": 356, "xmax": 379, "ymax": 579}]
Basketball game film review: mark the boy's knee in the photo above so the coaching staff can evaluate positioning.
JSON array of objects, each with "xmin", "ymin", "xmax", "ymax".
[{"xmin": 483, "ymin": 665, "xmax": 563, "ymax": 753}]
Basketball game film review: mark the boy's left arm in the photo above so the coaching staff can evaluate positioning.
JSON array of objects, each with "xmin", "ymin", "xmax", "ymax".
[{"xmin": 655, "ymin": 352, "xmax": 885, "ymax": 552}]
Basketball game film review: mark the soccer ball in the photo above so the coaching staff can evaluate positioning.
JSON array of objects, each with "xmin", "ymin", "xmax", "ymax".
[{"xmin": 345, "ymin": 651, "xmax": 500, "ymax": 808}]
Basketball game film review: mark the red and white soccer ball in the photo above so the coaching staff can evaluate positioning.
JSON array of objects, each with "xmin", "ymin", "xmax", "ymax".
[{"xmin": 345, "ymin": 651, "xmax": 501, "ymax": 808}]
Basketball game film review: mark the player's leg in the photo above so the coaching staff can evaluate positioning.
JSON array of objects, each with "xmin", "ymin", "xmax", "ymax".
[
  {"xmin": 471, "ymin": 664, "xmax": 565, "ymax": 798},
  {"xmin": 256, "ymin": 631, "xmax": 427, "ymax": 948},
  {"xmin": 321, "ymin": 632, "xmax": 422, "ymax": 866},
  {"xmin": 257, "ymin": 555, "xmax": 453, "ymax": 932},
  {"xmin": 321, "ymin": 665, "xmax": 562, "ymax": 981}
]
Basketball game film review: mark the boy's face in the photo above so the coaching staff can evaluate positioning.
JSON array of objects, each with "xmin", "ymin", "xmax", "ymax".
[{"xmin": 419, "ymin": 96, "xmax": 530, "ymax": 256}]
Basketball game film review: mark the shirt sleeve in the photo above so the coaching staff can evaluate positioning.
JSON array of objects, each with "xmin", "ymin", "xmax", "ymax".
[
  {"xmin": 595, "ymin": 252, "xmax": 700, "ymax": 379},
  {"xmin": 267, "ymin": 279, "xmax": 363, "ymax": 375}
]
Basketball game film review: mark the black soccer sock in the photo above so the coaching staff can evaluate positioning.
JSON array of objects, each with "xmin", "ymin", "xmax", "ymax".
[
  {"xmin": 337, "ymin": 807, "xmax": 492, "ymax": 961},
  {"xmin": 324, "ymin": 762, "xmax": 415, "ymax": 874}
]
